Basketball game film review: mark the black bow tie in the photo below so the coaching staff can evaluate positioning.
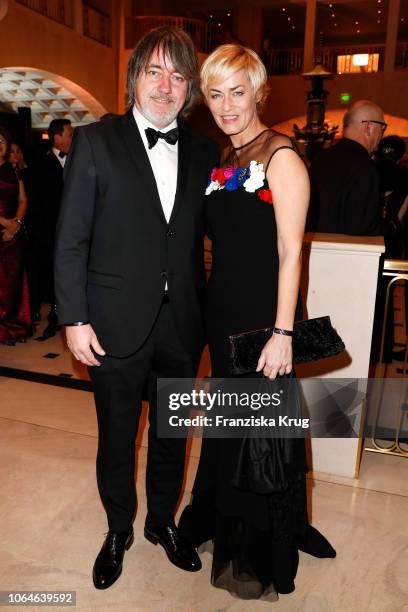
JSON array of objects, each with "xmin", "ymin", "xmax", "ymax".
[
  {"xmin": 145, "ymin": 127, "xmax": 179, "ymax": 149},
  {"xmin": 58, "ymin": 151, "xmax": 67, "ymax": 159}
]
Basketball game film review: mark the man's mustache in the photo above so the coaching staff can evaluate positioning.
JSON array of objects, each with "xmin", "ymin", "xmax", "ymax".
[{"xmin": 150, "ymin": 94, "xmax": 175, "ymax": 103}]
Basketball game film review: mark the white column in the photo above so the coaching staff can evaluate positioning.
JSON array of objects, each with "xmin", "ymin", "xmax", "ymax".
[
  {"xmin": 303, "ymin": 0, "xmax": 317, "ymax": 72},
  {"xmin": 298, "ymin": 233, "xmax": 385, "ymax": 478},
  {"xmin": 384, "ymin": 0, "xmax": 401, "ymax": 72}
]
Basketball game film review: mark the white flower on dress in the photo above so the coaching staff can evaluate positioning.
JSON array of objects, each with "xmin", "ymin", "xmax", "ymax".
[
  {"xmin": 243, "ymin": 161, "xmax": 265, "ymax": 193},
  {"xmin": 205, "ymin": 180, "xmax": 221, "ymax": 195}
]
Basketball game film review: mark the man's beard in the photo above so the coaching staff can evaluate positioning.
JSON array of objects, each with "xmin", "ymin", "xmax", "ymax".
[{"xmin": 141, "ymin": 95, "xmax": 179, "ymax": 128}]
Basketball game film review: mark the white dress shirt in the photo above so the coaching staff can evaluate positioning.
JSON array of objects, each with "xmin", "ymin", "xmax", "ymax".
[
  {"xmin": 132, "ymin": 105, "xmax": 178, "ymax": 224},
  {"xmin": 52, "ymin": 147, "xmax": 66, "ymax": 168}
]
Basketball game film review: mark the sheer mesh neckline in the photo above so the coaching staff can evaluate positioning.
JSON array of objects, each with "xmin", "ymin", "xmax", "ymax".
[
  {"xmin": 221, "ymin": 129, "xmax": 294, "ymax": 170},
  {"xmin": 232, "ymin": 129, "xmax": 272, "ymax": 151}
]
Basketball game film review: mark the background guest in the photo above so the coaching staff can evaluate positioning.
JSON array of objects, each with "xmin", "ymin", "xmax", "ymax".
[
  {"xmin": 308, "ymin": 100, "xmax": 385, "ymax": 235},
  {"xmin": 26, "ymin": 119, "xmax": 73, "ymax": 336},
  {"xmin": 9, "ymin": 142, "xmax": 28, "ymax": 173},
  {"xmin": 0, "ymin": 125, "xmax": 32, "ymax": 345},
  {"xmin": 376, "ymin": 135, "xmax": 408, "ymax": 259},
  {"xmin": 376, "ymin": 136, "xmax": 408, "ymax": 363}
]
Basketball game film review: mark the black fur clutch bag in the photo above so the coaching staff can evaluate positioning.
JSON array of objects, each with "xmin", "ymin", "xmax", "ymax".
[{"xmin": 229, "ymin": 316, "xmax": 345, "ymax": 375}]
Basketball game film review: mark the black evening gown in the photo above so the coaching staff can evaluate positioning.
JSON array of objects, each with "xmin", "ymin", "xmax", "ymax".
[{"xmin": 178, "ymin": 130, "xmax": 336, "ymax": 601}]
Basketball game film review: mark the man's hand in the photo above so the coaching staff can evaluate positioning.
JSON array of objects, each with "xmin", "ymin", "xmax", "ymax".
[{"xmin": 65, "ymin": 323, "xmax": 106, "ymax": 366}]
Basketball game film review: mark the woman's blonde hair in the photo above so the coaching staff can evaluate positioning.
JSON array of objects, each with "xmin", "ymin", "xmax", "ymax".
[{"xmin": 201, "ymin": 44, "xmax": 269, "ymax": 108}]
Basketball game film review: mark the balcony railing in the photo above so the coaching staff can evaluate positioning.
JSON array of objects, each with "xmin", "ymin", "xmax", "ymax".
[
  {"xmin": 126, "ymin": 15, "xmax": 218, "ymax": 53},
  {"xmin": 83, "ymin": 3, "xmax": 111, "ymax": 46},
  {"xmin": 265, "ymin": 42, "xmax": 408, "ymax": 75},
  {"xmin": 15, "ymin": 0, "xmax": 73, "ymax": 27}
]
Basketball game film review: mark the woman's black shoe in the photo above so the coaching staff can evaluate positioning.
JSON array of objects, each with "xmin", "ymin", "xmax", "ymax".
[{"xmin": 42, "ymin": 323, "xmax": 60, "ymax": 339}]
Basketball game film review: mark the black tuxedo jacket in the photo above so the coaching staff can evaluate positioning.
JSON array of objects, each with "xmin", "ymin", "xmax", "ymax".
[
  {"xmin": 54, "ymin": 111, "xmax": 218, "ymax": 357},
  {"xmin": 308, "ymin": 137, "xmax": 382, "ymax": 235},
  {"xmin": 26, "ymin": 150, "xmax": 64, "ymax": 243}
]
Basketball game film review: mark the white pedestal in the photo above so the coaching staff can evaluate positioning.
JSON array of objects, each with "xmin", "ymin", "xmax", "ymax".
[{"xmin": 298, "ymin": 233, "xmax": 385, "ymax": 478}]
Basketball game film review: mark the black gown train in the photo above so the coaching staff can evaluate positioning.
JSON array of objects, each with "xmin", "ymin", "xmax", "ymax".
[{"xmin": 179, "ymin": 130, "xmax": 336, "ymax": 601}]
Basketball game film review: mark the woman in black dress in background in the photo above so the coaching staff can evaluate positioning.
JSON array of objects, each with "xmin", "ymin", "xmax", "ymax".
[{"xmin": 179, "ymin": 45, "xmax": 336, "ymax": 601}]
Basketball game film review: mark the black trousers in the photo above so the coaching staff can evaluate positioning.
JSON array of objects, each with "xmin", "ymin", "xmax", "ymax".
[
  {"xmin": 88, "ymin": 299, "xmax": 199, "ymax": 532},
  {"xmin": 25, "ymin": 236, "xmax": 55, "ymax": 316}
]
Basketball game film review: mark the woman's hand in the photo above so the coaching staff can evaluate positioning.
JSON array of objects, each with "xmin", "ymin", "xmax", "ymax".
[
  {"xmin": 2, "ymin": 218, "xmax": 19, "ymax": 234},
  {"xmin": 2, "ymin": 228, "xmax": 15, "ymax": 242},
  {"xmin": 256, "ymin": 333, "xmax": 293, "ymax": 379}
]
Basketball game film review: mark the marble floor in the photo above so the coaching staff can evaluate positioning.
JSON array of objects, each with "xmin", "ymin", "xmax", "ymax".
[{"xmin": 1, "ymin": 304, "xmax": 408, "ymax": 611}]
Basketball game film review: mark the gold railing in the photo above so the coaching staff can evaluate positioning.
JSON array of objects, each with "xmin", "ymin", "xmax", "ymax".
[
  {"xmin": 125, "ymin": 15, "xmax": 218, "ymax": 53},
  {"xmin": 83, "ymin": 3, "xmax": 111, "ymax": 46},
  {"xmin": 15, "ymin": 0, "xmax": 73, "ymax": 26},
  {"xmin": 365, "ymin": 259, "xmax": 408, "ymax": 458}
]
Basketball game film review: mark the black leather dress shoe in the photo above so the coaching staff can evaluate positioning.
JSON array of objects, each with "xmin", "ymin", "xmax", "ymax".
[
  {"xmin": 93, "ymin": 526, "xmax": 134, "ymax": 589},
  {"xmin": 144, "ymin": 520, "xmax": 201, "ymax": 572}
]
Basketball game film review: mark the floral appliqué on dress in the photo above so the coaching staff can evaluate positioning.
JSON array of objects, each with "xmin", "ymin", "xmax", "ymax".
[{"xmin": 205, "ymin": 160, "xmax": 273, "ymax": 204}]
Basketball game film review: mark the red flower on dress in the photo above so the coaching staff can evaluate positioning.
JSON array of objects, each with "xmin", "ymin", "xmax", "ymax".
[
  {"xmin": 211, "ymin": 167, "xmax": 227, "ymax": 185},
  {"xmin": 258, "ymin": 188, "xmax": 273, "ymax": 204},
  {"xmin": 210, "ymin": 165, "xmax": 238, "ymax": 186}
]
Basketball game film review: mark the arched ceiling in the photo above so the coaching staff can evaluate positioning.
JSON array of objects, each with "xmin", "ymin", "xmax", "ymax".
[{"xmin": 0, "ymin": 67, "xmax": 107, "ymax": 128}]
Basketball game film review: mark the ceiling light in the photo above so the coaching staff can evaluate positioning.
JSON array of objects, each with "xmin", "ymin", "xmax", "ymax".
[
  {"xmin": 282, "ymin": 7, "xmax": 286, "ymax": 11},
  {"xmin": 355, "ymin": 21, "xmax": 359, "ymax": 25},
  {"xmin": 331, "ymin": 13, "xmax": 335, "ymax": 17},
  {"xmin": 288, "ymin": 16, "xmax": 291, "ymax": 21},
  {"xmin": 378, "ymin": 9, "xmax": 382, "ymax": 13}
]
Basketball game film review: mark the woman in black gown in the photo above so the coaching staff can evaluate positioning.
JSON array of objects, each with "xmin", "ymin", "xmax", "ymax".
[{"xmin": 178, "ymin": 44, "xmax": 336, "ymax": 601}]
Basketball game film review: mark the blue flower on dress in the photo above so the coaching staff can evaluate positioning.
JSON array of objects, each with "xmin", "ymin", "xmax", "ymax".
[{"xmin": 225, "ymin": 166, "xmax": 249, "ymax": 191}]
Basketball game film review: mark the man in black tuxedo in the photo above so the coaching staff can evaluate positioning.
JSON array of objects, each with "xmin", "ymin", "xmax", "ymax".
[
  {"xmin": 308, "ymin": 100, "xmax": 384, "ymax": 235},
  {"xmin": 27, "ymin": 119, "xmax": 73, "ymax": 335},
  {"xmin": 54, "ymin": 26, "xmax": 218, "ymax": 589}
]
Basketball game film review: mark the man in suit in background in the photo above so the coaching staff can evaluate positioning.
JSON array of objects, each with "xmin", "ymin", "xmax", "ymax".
[
  {"xmin": 26, "ymin": 119, "xmax": 73, "ymax": 335},
  {"xmin": 54, "ymin": 26, "xmax": 218, "ymax": 590},
  {"xmin": 308, "ymin": 100, "xmax": 384, "ymax": 235}
]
